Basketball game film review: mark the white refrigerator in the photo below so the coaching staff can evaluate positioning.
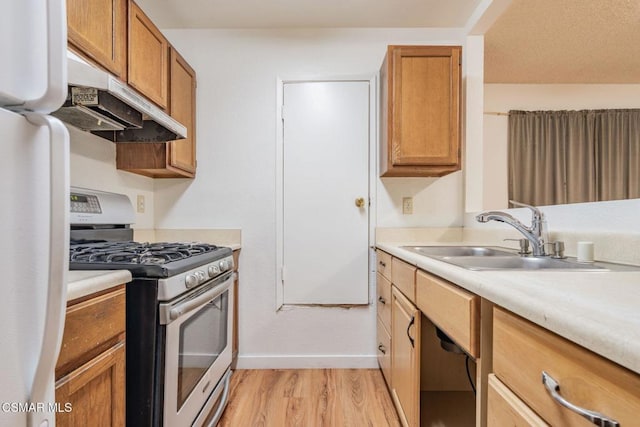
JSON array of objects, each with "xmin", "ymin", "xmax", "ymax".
[{"xmin": 0, "ymin": 1, "xmax": 70, "ymax": 427}]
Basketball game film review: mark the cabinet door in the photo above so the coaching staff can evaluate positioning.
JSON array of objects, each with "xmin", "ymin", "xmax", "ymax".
[
  {"xmin": 67, "ymin": 0, "xmax": 127, "ymax": 79},
  {"xmin": 56, "ymin": 341, "xmax": 125, "ymax": 427},
  {"xmin": 391, "ymin": 286, "xmax": 420, "ymax": 427},
  {"xmin": 168, "ymin": 47, "xmax": 196, "ymax": 175},
  {"xmin": 380, "ymin": 45, "xmax": 461, "ymax": 177},
  {"xmin": 128, "ymin": 0, "xmax": 168, "ymax": 109}
]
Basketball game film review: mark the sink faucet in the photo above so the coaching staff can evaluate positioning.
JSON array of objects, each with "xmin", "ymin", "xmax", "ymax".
[{"xmin": 476, "ymin": 201, "xmax": 548, "ymax": 256}]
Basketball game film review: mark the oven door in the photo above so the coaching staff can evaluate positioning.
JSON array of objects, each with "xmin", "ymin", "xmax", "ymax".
[{"xmin": 159, "ymin": 271, "xmax": 234, "ymax": 427}]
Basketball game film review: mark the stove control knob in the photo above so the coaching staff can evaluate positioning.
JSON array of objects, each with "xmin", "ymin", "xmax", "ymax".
[
  {"xmin": 208, "ymin": 265, "xmax": 220, "ymax": 277},
  {"xmin": 185, "ymin": 274, "xmax": 198, "ymax": 289},
  {"xmin": 195, "ymin": 271, "xmax": 206, "ymax": 282},
  {"xmin": 219, "ymin": 259, "xmax": 229, "ymax": 271}
]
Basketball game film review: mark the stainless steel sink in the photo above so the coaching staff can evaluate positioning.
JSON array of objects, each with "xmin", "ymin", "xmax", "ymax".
[
  {"xmin": 402, "ymin": 246, "xmax": 517, "ymax": 257},
  {"xmin": 401, "ymin": 245, "xmax": 638, "ymax": 271},
  {"xmin": 439, "ymin": 256, "xmax": 608, "ymax": 271}
]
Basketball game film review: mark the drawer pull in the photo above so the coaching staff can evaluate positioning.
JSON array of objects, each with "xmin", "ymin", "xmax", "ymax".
[
  {"xmin": 379, "ymin": 260, "xmax": 386, "ymax": 268},
  {"xmin": 542, "ymin": 371, "xmax": 620, "ymax": 427},
  {"xmin": 407, "ymin": 316, "xmax": 415, "ymax": 348},
  {"xmin": 378, "ymin": 344, "xmax": 386, "ymax": 354},
  {"xmin": 378, "ymin": 296, "xmax": 386, "ymax": 305}
]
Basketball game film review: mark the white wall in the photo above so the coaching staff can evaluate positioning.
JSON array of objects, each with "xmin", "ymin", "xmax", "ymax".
[
  {"xmin": 68, "ymin": 126, "xmax": 155, "ymax": 229},
  {"xmin": 480, "ymin": 84, "xmax": 640, "ymax": 210},
  {"xmin": 153, "ymin": 28, "xmax": 466, "ymax": 367}
]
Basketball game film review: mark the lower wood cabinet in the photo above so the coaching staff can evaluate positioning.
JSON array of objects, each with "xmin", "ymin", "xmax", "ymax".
[
  {"xmin": 55, "ymin": 286, "xmax": 126, "ymax": 427},
  {"xmin": 391, "ymin": 286, "xmax": 421, "ymax": 427},
  {"xmin": 55, "ymin": 342, "xmax": 125, "ymax": 427},
  {"xmin": 232, "ymin": 249, "xmax": 240, "ymax": 369},
  {"xmin": 377, "ymin": 252, "xmax": 477, "ymax": 427},
  {"xmin": 376, "ymin": 271, "xmax": 392, "ymax": 386},
  {"xmin": 493, "ymin": 307, "xmax": 640, "ymax": 427}
]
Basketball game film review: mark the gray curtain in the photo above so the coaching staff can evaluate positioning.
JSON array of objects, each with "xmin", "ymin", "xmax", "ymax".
[{"xmin": 508, "ymin": 109, "xmax": 640, "ymax": 205}]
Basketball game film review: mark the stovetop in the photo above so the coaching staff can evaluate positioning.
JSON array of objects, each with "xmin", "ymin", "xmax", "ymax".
[{"xmin": 69, "ymin": 241, "xmax": 232, "ymax": 278}]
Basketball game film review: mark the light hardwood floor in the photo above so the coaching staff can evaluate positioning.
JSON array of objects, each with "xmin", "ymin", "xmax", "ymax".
[{"xmin": 218, "ymin": 369, "xmax": 400, "ymax": 427}]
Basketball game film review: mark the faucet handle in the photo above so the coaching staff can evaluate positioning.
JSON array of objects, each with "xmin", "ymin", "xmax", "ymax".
[
  {"xmin": 509, "ymin": 200, "xmax": 544, "ymax": 220},
  {"xmin": 545, "ymin": 241, "xmax": 566, "ymax": 259},
  {"xmin": 504, "ymin": 238, "xmax": 531, "ymax": 255}
]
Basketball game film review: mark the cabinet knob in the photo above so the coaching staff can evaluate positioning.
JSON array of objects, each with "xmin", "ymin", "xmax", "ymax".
[
  {"xmin": 355, "ymin": 197, "xmax": 365, "ymax": 208},
  {"xmin": 378, "ymin": 296, "xmax": 386, "ymax": 305},
  {"xmin": 378, "ymin": 344, "xmax": 386, "ymax": 354}
]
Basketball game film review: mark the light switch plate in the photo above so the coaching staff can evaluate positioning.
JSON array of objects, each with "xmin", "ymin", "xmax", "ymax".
[
  {"xmin": 402, "ymin": 197, "xmax": 413, "ymax": 214},
  {"xmin": 137, "ymin": 195, "xmax": 145, "ymax": 213}
]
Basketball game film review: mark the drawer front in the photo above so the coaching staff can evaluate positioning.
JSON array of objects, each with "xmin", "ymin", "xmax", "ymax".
[
  {"xmin": 391, "ymin": 257, "xmax": 416, "ymax": 302},
  {"xmin": 488, "ymin": 374, "xmax": 548, "ymax": 427},
  {"xmin": 416, "ymin": 270, "xmax": 479, "ymax": 357},
  {"xmin": 56, "ymin": 287, "xmax": 126, "ymax": 379},
  {"xmin": 493, "ymin": 308, "xmax": 640, "ymax": 427},
  {"xmin": 376, "ymin": 272, "xmax": 392, "ymax": 332},
  {"xmin": 376, "ymin": 249, "xmax": 392, "ymax": 280},
  {"xmin": 376, "ymin": 316, "xmax": 392, "ymax": 387}
]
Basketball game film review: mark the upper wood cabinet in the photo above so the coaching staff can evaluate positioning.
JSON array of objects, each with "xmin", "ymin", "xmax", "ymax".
[
  {"xmin": 168, "ymin": 47, "xmax": 196, "ymax": 175},
  {"xmin": 380, "ymin": 45, "xmax": 462, "ymax": 177},
  {"xmin": 116, "ymin": 47, "xmax": 197, "ymax": 178},
  {"xmin": 67, "ymin": 0, "xmax": 127, "ymax": 79},
  {"xmin": 127, "ymin": 0, "xmax": 169, "ymax": 110}
]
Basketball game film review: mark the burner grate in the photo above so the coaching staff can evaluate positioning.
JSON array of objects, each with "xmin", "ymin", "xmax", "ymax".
[{"xmin": 70, "ymin": 241, "xmax": 220, "ymax": 265}]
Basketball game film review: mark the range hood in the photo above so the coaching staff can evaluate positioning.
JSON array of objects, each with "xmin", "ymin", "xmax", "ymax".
[{"xmin": 52, "ymin": 52, "xmax": 187, "ymax": 143}]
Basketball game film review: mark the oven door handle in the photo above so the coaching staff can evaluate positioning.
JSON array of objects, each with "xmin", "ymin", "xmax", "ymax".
[{"xmin": 168, "ymin": 275, "xmax": 233, "ymax": 322}]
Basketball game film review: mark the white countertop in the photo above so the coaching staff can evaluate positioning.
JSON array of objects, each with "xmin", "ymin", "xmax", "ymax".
[
  {"xmin": 377, "ymin": 242, "xmax": 640, "ymax": 375},
  {"xmin": 66, "ymin": 270, "xmax": 132, "ymax": 302}
]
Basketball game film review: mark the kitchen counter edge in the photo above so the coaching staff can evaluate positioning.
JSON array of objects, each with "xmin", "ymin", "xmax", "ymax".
[{"xmin": 66, "ymin": 270, "xmax": 132, "ymax": 302}]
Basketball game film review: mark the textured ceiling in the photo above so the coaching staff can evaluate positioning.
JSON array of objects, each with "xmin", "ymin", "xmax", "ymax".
[
  {"xmin": 485, "ymin": 0, "xmax": 640, "ymax": 83},
  {"xmin": 134, "ymin": 0, "xmax": 482, "ymax": 29}
]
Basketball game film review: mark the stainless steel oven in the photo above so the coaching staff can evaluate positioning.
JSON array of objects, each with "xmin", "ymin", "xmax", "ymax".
[
  {"xmin": 160, "ymin": 271, "xmax": 234, "ymax": 427},
  {"xmin": 68, "ymin": 187, "xmax": 236, "ymax": 427}
]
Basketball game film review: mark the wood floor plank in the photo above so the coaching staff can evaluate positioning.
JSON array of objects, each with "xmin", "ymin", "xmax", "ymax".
[{"xmin": 218, "ymin": 369, "xmax": 400, "ymax": 427}]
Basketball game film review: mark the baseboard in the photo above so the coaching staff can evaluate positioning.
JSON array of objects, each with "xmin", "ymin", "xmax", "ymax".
[{"xmin": 235, "ymin": 354, "xmax": 379, "ymax": 369}]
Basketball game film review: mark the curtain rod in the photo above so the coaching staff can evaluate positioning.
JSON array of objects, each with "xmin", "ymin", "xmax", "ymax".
[{"xmin": 484, "ymin": 111, "xmax": 508, "ymax": 116}]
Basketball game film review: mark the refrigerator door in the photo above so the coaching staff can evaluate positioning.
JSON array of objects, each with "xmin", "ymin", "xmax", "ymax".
[
  {"xmin": 0, "ymin": 108, "xmax": 69, "ymax": 427},
  {"xmin": 26, "ymin": 114, "xmax": 70, "ymax": 427},
  {"xmin": 0, "ymin": 0, "xmax": 67, "ymax": 113}
]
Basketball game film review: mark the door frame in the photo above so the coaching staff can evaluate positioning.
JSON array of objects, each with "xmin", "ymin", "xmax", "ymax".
[{"xmin": 275, "ymin": 75, "xmax": 378, "ymax": 310}]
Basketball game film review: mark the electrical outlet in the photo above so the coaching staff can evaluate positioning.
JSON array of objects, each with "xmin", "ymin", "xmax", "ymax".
[
  {"xmin": 137, "ymin": 195, "xmax": 145, "ymax": 213},
  {"xmin": 402, "ymin": 197, "xmax": 413, "ymax": 215}
]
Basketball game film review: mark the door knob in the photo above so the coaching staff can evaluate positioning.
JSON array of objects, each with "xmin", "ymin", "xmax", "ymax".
[{"xmin": 355, "ymin": 197, "xmax": 365, "ymax": 208}]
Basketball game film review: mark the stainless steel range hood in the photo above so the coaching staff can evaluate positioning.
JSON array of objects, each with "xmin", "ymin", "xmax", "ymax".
[{"xmin": 52, "ymin": 52, "xmax": 187, "ymax": 143}]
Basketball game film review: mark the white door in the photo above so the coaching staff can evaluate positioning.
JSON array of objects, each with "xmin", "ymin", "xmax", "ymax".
[{"xmin": 282, "ymin": 80, "xmax": 370, "ymax": 304}]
